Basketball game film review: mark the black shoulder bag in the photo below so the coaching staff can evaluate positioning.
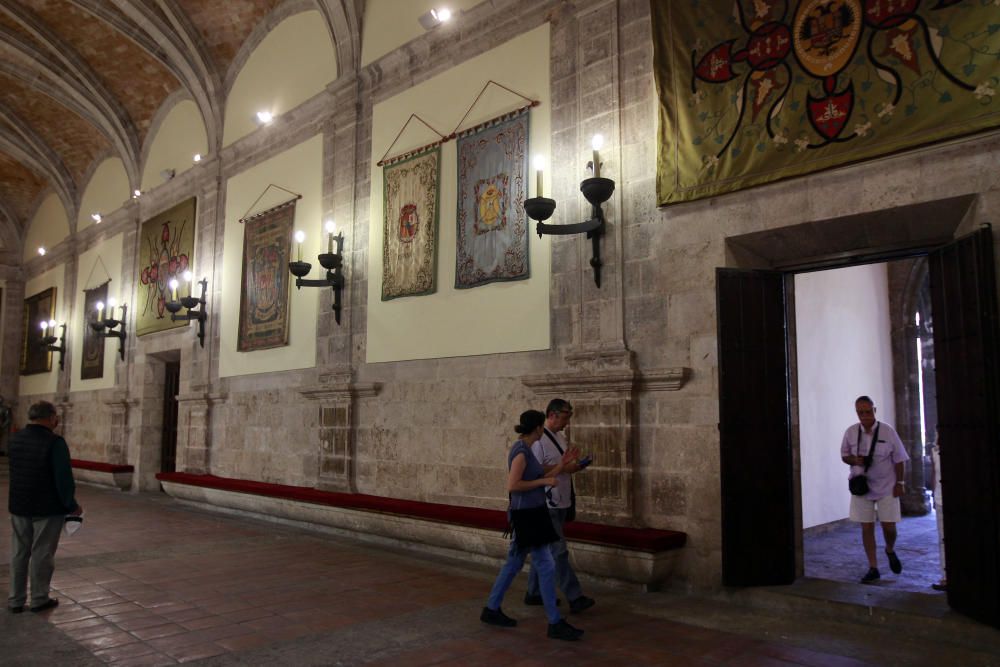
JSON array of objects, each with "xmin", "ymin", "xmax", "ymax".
[
  {"xmin": 849, "ymin": 422, "xmax": 880, "ymax": 496},
  {"xmin": 543, "ymin": 428, "xmax": 576, "ymax": 522}
]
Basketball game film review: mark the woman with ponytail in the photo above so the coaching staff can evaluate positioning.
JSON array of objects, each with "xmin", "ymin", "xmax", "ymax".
[{"xmin": 480, "ymin": 409, "xmax": 584, "ymax": 641}]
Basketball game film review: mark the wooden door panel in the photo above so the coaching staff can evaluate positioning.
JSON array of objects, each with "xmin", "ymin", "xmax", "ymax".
[
  {"xmin": 928, "ymin": 227, "xmax": 1000, "ymax": 629},
  {"xmin": 717, "ymin": 269, "xmax": 795, "ymax": 586}
]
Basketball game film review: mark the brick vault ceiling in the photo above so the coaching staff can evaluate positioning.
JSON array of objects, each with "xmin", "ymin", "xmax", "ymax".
[{"xmin": 0, "ymin": 0, "xmax": 361, "ymax": 243}]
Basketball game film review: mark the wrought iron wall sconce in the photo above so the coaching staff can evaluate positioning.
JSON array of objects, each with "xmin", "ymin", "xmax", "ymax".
[
  {"xmin": 523, "ymin": 135, "xmax": 615, "ymax": 288},
  {"xmin": 166, "ymin": 272, "xmax": 208, "ymax": 347},
  {"xmin": 38, "ymin": 320, "xmax": 66, "ymax": 371},
  {"xmin": 90, "ymin": 300, "xmax": 127, "ymax": 361},
  {"xmin": 288, "ymin": 221, "xmax": 346, "ymax": 324}
]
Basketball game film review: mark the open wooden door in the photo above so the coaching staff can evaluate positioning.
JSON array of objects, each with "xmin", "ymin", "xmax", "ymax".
[
  {"xmin": 717, "ymin": 269, "xmax": 795, "ymax": 586},
  {"xmin": 928, "ymin": 226, "xmax": 1000, "ymax": 629}
]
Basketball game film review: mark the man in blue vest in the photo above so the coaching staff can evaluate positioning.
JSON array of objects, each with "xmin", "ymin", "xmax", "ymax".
[{"xmin": 7, "ymin": 401, "xmax": 82, "ymax": 613}]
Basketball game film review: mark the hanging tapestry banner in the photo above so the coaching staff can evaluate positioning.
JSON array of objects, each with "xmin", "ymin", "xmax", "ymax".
[
  {"xmin": 455, "ymin": 108, "xmax": 530, "ymax": 289},
  {"xmin": 136, "ymin": 198, "xmax": 196, "ymax": 336},
  {"xmin": 20, "ymin": 287, "xmax": 56, "ymax": 376},
  {"xmin": 237, "ymin": 201, "xmax": 294, "ymax": 351},
  {"xmin": 81, "ymin": 281, "xmax": 108, "ymax": 379},
  {"xmin": 652, "ymin": 1, "xmax": 1000, "ymax": 206},
  {"xmin": 382, "ymin": 146, "xmax": 440, "ymax": 300}
]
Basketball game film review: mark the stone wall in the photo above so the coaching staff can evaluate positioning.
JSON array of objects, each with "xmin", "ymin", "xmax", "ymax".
[{"xmin": 3, "ymin": 0, "xmax": 999, "ymax": 589}]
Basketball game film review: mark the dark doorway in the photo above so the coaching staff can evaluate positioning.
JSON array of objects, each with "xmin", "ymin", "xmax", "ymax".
[{"xmin": 161, "ymin": 361, "xmax": 180, "ymax": 473}]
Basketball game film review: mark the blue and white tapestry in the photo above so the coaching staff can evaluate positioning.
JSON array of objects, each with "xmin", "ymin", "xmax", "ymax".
[{"xmin": 455, "ymin": 109, "xmax": 529, "ymax": 289}]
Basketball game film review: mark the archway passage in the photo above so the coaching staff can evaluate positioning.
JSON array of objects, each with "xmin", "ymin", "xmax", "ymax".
[{"xmin": 717, "ymin": 199, "xmax": 1000, "ymax": 628}]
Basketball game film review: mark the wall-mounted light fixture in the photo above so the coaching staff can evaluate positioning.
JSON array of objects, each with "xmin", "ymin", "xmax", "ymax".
[
  {"xmin": 38, "ymin": 319, "xmax": 66, "ymax": 371},
  {"xmin": 418, "ymin": 6, "xmax": 452, "ymax": 30},
  {"xmin": 255, "ymin": 110, "xmax": 274, "ymax": 125},
  {"xmin": 132, "ymin": 189, "xmax": 142, "ymax": 199},
  {"xmin": 160, "ymin": 168, "xmax": 176, "ymax": 181},
  {"xmin": 91, "ymin": 212, "xmax": 102, "ymax": 223},
  {"xmin": 37, "ymin": 247, "xmax": 46, "ymax": 256},
  {"xmin": 193, "ymin": 153, "xmax": 202, "ymax": 163},
  {"xmin": 165, "ymin": 271, "xmax": 208, "ymax": 347},
  {"xmin": 288, "ymin": 220, "xmax": 346, "ymax": 324},
  {"xmin": 523, "ymin": 134, "xmax": 614, "ymax": 288},
  {"xmin": 90, "ymin": 298, "xmax": 127, "ymax": 360}
]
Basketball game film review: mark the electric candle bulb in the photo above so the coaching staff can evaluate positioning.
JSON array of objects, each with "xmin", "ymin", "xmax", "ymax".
[
  {"xmin": 169, "ymin": 279, "xmax": 179, "ymax": 301},
  {"xmin": 325, "ymin": 220, "xmax": 337, "ymax": 253},
  {"xmin": 183, "ymin": 270, "xmax": 193, "ymax": 297},
  {"xmin": 40, "ymin": 321, "xmax": 48, "ymax": 333},
  {"xmin": 96, "ymin": 301, "xmax": 104, "ymax": 321},
  {"xmin": 49, "ymin": 319, "xmax": 57, "ymax": 330},
  {"xmin": 295, "ymin": 230, "xmax": 306, "ymax": 262},
  {"xmin": 591, "ymin": 134, "xmax": 604, "ymax": 179},
  {"xmin": 532, "ymin": 155, "xmax": 545, "ymax": 198}
]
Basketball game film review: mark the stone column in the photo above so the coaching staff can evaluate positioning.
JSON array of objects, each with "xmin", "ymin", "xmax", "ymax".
[
  {"xmin": 298, "ymin": 371, "xmax": 380, "ymax": 493},
  {"xmin": 524, "ymin": 347, "xmax": 686, "ymax": 524},
  {"xmin": 175, "ymin": 386, "xmax": 223, "ymax": 474},
  {"xmin": 104, "ymin": 391, "xmax": 130, "ymax": 465}
]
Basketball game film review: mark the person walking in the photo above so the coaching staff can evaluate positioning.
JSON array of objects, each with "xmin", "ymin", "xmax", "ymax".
[
  {"xmin": 481, "ymin": 409, "xmax": 584, "ymax": 641},
  {"xmin": 524, "ymin": 399, "xmax": 595, "ymax": 613},
  {"xmin": 840, "ymin": 395, "xmax": 909, "ymax": 584},
  {"xmin": 7, "ymin": 401, "xmax": 82, "ymax": 613}
]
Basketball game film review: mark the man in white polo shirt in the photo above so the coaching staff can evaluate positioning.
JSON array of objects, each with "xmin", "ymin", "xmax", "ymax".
[
  {"xmin": 524, "ymin": 399, "xmax": 595, "ymax": 613},
  {"xmin": 841, "ymin": 395, "xmax": 909, "ymax": 584}
]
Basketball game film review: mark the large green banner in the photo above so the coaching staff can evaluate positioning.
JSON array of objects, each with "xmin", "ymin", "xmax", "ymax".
[{"xmin": 652, "ymin": 0, "xmax": 1000, "ymax": 205}]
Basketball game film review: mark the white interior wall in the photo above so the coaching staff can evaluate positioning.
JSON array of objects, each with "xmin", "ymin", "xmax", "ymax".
[{"xmin": 795, "ymin": 263, "xmax": 896, "ymax": 529}]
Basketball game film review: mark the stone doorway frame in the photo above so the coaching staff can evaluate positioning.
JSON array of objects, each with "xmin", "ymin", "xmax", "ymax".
[
  {"xmin": 129, "ymin": 349, "xmax": 180, "ymax": 491},
  {"xmin": 723, "ymin": 194, "xmax": 978, "ymax": 580}
]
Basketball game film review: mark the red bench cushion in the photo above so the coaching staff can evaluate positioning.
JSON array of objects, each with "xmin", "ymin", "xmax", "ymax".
[{"xmin": 156, "ymin": 472, "xmax": 685, "ymax": 553}]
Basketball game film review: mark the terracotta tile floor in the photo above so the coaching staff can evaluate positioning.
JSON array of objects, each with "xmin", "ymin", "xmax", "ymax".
[{"xmin": 1, "ymin": 471, "xmax": 996, "ymax": 666}]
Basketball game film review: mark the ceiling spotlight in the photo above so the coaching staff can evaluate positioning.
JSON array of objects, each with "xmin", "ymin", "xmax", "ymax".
[
  {"xmin": 418, "ymin": 7, "xmax": 453, "ymax": 30},
  {"xmin": 38, "ymin": 247, "xmax": 46, "ymax": 256},
  {"xmin": 255, "ymin": 110, "xmax": 274, "ymax": 125},
  {"xmin": 91, "ymin": 213, "xmax": 102, "ymax": 223},
  {"xmin": 160, "ymin": 168, "xmax": 175, "ymax": 181},
  {"xmin": 193, "ymin": 153, "xmax": 202, "ymax": 163}
]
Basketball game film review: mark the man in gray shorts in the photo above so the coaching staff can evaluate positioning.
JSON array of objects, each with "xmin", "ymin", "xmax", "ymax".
[{"xmin": 840, "ymin": 396, "xmax": 909, "ymax": 584}]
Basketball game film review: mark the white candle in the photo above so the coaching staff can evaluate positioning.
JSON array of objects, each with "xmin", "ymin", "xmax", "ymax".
[
  {"xmin": 169, "ymin": 279, "xmax": 179, "ymax": 301},
  {"xmin": 40, "ymin": 320, "xmax": 48, "ymax": 333},
  {"xmin": 96, "ymin": 301, "xmax": 104, "ymax": 321},
  {"xmin": 325, "ymin": 220, "xmax": 336, "ymax": 253},
  {"xmin": 591, "ymin": 134, "xmax": 604, "ymax": 179},
  {"xmin": 107, "ymin": 297, "xmax": 117, "ymax": 319},
  {"xmin": 183, "ymin": 270, "xmax": 193, "ymax": 297},
  {"xmin": 532, "ymin": 155, "xmax": 545, "ymax": 198},
  {"xmin": 294, "ymin": 230, "xmax": 306, "ymax": 262}
]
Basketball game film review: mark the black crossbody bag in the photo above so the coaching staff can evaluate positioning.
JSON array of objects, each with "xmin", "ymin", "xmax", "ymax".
[{"xmin": 849, "ymin": 422, "xmax": 880, "ymax": 496}]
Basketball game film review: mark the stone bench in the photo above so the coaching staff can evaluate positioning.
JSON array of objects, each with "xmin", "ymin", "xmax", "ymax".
[
  {"xmin": 71, "ymin": 459, "xmax": 134, "ymax": 491},
  {"xmin": 156, "ymin": 472, "xmax": 686, "ymax": 589}
]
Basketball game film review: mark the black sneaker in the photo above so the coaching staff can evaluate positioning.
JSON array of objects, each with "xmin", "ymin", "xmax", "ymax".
[
  {"xmin": 524, "ymin": 593, "xmax": 559, "ymax": 606},
  {"xmin": 886, "ymin": 550, "xmax": 902, "ymax": 574},
  {"xmin": 860, "ymin": 567, "xmax": 880, "ymax": 584},
  {"xmin": 29, "ymin": 598, "xmax": 59, "ymax": 613},
  {"xmin": 480, "ymin": 606, "xmax": 517, "ymax": 627},
  {"xmin": 547, "ymin": 619, "xmax": 584, "ymax": 641},
  {"xmin": 569, "ymin": 595, "xmax": 595, "ymax": 613}
]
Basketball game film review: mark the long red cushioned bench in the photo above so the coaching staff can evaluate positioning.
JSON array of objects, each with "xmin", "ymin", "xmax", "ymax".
[
  {"xmin": 156, "ymin": 472, "xmax": 686, "ymax": 553},
  {"xmin": 71, "ymin": 459, "xmax": 134, "ymax": 474}
]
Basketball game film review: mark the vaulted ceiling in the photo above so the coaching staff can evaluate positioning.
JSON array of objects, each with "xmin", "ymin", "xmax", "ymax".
[{"xmin": 0, "ymin": 0, "xmax": 361, "ymax": 246}]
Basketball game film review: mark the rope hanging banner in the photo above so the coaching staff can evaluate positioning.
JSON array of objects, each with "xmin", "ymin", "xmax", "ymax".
[
  {"xmin": 450, "ymin": 80, "xmax": 540, "ymax": 139},
  {"xmin": 239, "ymin": 184, "xmax": 302, "ymax": 224},
  {"xmin": 81, "ymin": 255, "xmax": 113, "ymax": 292},
  {"xmin": 377, "ymin": 114, "xmax": 448, "ymax": 167}
]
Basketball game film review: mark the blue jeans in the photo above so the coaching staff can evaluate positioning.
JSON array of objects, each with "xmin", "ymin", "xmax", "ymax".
[
  {"xmin": 526, "ymin": 507, "xmax": 583, "ymax": 602},
  {"xmin": 486, "ymin": 539, "xmax": 561, "ymax": 624}
]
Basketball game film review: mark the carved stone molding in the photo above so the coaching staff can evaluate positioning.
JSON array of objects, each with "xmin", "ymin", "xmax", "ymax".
[
  {"xmin": 103, "ymin": 391, "xmax": 131, "ymax": 466},
  {"xmin": 173, "ymin": 391, "xmax": 225, "ymax": 474},
  {"xmin": 638, "ymin": 368, "xmax": 689, "ymax": 392}
]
